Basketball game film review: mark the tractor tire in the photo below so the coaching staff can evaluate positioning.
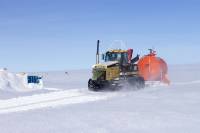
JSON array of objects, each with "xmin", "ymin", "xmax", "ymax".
[{"xmin": 88, "ymin": 79, "xmax": 101, "ymax": 91}]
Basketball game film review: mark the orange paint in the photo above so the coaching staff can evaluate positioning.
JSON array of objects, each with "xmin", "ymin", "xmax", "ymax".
[{"xmin": 137, "ymin": 50, "xmax": 170, "ymax": 84}]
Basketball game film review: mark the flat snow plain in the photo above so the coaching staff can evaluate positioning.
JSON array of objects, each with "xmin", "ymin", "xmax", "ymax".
[{"xmin": 0, "ymin": 65, "xmax": 200, "ymax": 133}]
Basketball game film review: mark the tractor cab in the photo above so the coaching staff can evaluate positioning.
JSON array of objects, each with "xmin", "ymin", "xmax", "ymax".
[
  {"xmin": 102, "ymin": 50, "xmax": 129, "ymax": 65},
  {"xmin": 102, "ymin": 49, "xmax": 139, "ymax": 72}
]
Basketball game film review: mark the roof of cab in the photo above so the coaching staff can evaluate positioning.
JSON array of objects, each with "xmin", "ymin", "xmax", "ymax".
[{"xmin": 107, "ymin": 49, "xmax": 127, "ymax": 53}]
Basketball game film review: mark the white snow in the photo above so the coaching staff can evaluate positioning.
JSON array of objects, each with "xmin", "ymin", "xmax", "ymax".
[
  {"xmin": 0, "ymin": 65, "xmax": 200, "ymax": 133},
  {"xmin": 0, "ymin": 69, "xmax": 43, "ymax": 92},
  {"xmin": 0, "ymin": 89, "xmax": 120, "ymax": 114}
]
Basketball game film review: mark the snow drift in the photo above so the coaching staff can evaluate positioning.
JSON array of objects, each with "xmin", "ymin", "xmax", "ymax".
[{"xmin": 0, "ymin": 69, "xmax": 43, "ymax": 92}]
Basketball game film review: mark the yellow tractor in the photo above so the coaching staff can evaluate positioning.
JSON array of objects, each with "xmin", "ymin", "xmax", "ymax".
[{"xmin": 88, "ymin": 40, "xmax": 145, "ymax": 91}]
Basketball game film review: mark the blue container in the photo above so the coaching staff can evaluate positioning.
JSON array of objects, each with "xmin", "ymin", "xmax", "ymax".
[{"xmin": 28, "ymin": 76, "xmax": 42, "ymax": 84}]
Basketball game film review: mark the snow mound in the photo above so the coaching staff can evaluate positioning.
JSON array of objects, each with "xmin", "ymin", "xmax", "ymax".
[{"xmin": 0, "ymin": 69, "xmax": 43, "ymax": 92}]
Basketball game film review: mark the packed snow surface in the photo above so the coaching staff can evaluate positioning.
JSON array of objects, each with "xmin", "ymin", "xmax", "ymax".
[{"xmin": 0, "ymin": 65, "xmax": 200, "ymax": 133}]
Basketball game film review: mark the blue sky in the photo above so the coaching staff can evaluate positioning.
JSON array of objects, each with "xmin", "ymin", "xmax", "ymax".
[{"xmin": 0, "ymin": 0, "xmax": 200, "ymax": 71}]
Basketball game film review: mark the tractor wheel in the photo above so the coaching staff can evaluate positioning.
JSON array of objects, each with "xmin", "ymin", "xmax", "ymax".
[{"xmin": 88, "ymin": 79, "xmax": 100, "ymax": 91}]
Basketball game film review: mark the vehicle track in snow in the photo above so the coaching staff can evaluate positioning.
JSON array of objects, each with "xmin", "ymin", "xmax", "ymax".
[
  {"xmin": 0, "ymin": 88, "xmax": 119, "ymax": 114},
  {"xmin": 1, "ymin": 80, "xmax": 192, "ymax": 114},
  {"xmin": 172, "ymin": 80, "xmax": 200, "ymax": 85}
]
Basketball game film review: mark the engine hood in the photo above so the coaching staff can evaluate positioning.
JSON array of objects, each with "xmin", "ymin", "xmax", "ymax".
[{"xmin": 92, "ymin": 61, "xmax": 118, "ymax": 69}]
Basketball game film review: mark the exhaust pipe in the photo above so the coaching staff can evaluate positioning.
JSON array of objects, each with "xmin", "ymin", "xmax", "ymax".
[{"xmin": 96, "ymin": 40, "xmax": 100, "ymax": 64}]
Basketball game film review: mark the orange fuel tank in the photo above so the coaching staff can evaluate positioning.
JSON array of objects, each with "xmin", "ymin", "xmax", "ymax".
[{"xmin": 137, "ymin": 49, "xmax": 170, "ymax": 84}]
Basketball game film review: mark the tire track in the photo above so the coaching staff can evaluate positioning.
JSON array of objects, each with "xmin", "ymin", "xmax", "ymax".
[{"xmin": 0, "ymin": 88, "xmax": 118, "ymax": 114}]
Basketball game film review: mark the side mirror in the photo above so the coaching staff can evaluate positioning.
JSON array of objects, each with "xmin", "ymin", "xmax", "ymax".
[{"xmin": 101, "ymin": 54, "xmax": 105, "ymax": 60}]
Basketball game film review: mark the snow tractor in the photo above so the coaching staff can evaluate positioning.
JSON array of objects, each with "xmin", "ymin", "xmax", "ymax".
[{"xmin": 88, "ymin": 40, "xmax": 145, "ymax": 91}]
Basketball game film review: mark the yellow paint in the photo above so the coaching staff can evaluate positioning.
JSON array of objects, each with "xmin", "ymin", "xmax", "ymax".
[
  {"xmin": 93, "ymin": 64, "xmax": 107, "ymax": 69},
  {"xmin": 106, "ymin": 66, "xmax": 120, "ymax": 80},
  {"xmin": 108, "ymin": 49, "xmax": 127, "ymax": 53}
]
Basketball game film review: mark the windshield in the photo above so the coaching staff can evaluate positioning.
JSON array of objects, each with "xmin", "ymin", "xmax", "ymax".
[{"xmin": 105, "ymin": 52, "xmax": 128, "ymax": 64}]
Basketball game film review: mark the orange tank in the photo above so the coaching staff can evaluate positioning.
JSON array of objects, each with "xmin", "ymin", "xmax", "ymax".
[{"xmin": 137, "ymin": 49, "xmax": 170, "ymax": 84}]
